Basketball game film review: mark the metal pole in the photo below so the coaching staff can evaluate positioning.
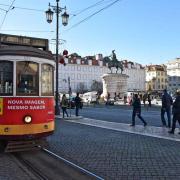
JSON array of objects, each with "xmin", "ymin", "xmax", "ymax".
[
  {"xmin": 68, "ymin": 76, "xmax": 71, "ymax": 117},
  {"xmin": 55, "ymin": 0, "xmax": 60, "ymax": 115}
]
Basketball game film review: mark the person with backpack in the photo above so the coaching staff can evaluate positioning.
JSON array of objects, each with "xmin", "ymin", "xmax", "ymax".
[
  {"xmin": 130, "ymin": 94, "xmax": 147, "ymax": 126},
  {"xmin": 168, "ymin": 90, "xmax": 180, "ymax": 134},
  {"xmin": 161, "ymin": 89, "xmax": 173, "ymax": 128}
]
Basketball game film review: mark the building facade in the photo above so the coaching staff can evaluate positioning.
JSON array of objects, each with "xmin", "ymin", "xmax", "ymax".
[
  {"xmin": 122, "ymin": 60, "xmax": 145, "ymax": 92},
  {"xmin": 166, "ymin": 58, "xmax": 180, "ymax": 94},
  {"xmin": 58, "ymin": 53, "xmax": 146, "ymax": 94},
  {"xmin": 145, "ymin": 65, "xmax": 168, "ymax": 93}
]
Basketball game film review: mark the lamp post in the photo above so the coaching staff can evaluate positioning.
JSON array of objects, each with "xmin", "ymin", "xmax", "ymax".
[
  {"xmin": 68, "ymin": 76, "xmax": 72, "ymax": 117},
  {"xmin": 46, "ymin": 0, "xmax": 69, "ymax": 115}
]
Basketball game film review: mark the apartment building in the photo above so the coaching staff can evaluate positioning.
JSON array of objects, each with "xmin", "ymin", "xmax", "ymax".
[
  {"xmin": 58, "ymin": 53, "xmax": 146, "ymax": 94},
  {"xmin": 166, "ymin": 58, "xmax": 180, "ymax": 94},
  {"xmin": 122, "ymin": 60, "xmax": 145, "ymax": 92},
  {"xmin": 145, "ymin": 65, "xmax": 168, "ymax": 93}
]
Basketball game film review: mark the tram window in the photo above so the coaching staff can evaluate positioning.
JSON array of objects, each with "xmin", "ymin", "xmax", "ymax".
[
  {"xmin": 41, "ymin": 64, "xmax": 54, "ymax": 96},
  {"xmin": 16, "ymin": 61, "xmax": 39, "ymax": 96},
  {"xmin": 0, "ymin": 61, "xmax": 13, "ymax": 96}
]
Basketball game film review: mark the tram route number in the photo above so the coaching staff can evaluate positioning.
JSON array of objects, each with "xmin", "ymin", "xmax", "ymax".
[{"xmin": 0, "ymin": 98, "xmax": 3, "ymax": 115}]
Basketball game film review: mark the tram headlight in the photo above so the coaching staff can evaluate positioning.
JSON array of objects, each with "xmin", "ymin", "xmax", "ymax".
[{"xmin": 23, "ymin": 115, "xmax": 32, "ymax": 124}]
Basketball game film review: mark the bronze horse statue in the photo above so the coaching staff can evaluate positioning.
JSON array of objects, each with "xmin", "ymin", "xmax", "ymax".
[{"xmin": 103, "ymin": 50, "xmax": 123, "ymax": 74}]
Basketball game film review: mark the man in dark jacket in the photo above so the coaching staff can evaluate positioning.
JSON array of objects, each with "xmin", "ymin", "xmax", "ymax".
[
  {"xmin": 168, "ymin": 90, "xmax": 180, "ymax": 134},
  {"xmin": 131, "ymin": 94, "xmax": 147, "ymax": 126},
  {"xmin": 74, "ymin": 92, "xmax": 81, "ymax": 116},
  {"xmin": 161, "ymin": 89, "xmax": 173, "ymax": 128}
]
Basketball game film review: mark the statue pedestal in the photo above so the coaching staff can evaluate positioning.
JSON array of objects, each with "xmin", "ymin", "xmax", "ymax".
[{"xmin": 101, "ymin": 73, "xmax": 129, "ymax": 100}]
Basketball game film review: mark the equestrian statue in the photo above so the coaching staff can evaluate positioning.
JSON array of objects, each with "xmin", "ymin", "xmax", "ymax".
[{"xmin": 103, "ymin": 50, "xmax": 123, "ymax": 74}]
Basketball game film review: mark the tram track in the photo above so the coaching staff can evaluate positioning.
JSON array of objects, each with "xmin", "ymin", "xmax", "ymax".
[
  {"xmin": 12, "ymin": 148, "xmax": 104, "ymax": 180},
  {"xmin": 42, "ymin": 148, "xmax": 104, "ymax": 180}
]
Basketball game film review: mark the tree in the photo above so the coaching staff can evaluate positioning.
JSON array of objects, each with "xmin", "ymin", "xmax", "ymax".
[
  {"xmin": 76, "ymin": 82, "xmax": 87, "ymax": 93},
  {"xmin": 91, "ymin": 80, "xmax": 103, "ymax": 94}
]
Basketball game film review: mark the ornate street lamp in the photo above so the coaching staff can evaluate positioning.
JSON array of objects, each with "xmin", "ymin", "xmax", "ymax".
[
  {"xmin": 45, "ymin": 6, "xmax": 53, "ymax": 23},
  {"xmin": 62, "ymin": 11, "xmax": 69, "ymax": 26},
  {"xmin": 46, "ymin": 0, "xmax": 69, "ymax": 115}
]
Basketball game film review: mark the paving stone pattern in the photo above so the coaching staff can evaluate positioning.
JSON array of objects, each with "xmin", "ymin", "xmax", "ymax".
[
  {"xmin": 0, "ymin": 153, "xmax": 37, "ymax": 180},
  {"xmin": 48, "ymin": 119, "xmax": 180, "ymax": 180}
]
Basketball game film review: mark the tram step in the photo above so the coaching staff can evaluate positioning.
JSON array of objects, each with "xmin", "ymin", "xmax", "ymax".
[{"xmin": 5, "ymin": 139, "xmax": 47, "ymax": 153}]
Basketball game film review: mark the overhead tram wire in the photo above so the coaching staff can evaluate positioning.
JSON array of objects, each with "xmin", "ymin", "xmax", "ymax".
[
  {"xmin": 0, "ymin": 0, "xmax": 120, "ymax": 37},
  {"xmin": 0, "ymin": 7, "xmax": 7, "ymax": 12},
  {"xmin": 0, "ymin": 3, "xmax": 54, "ymax": 36},
  {"xmin": 0, "ymin": 3, "xmax": 75, "ymax": 18},
  {"xmin": 0, "ymin": 3, "xmax": 44, "ymax": 12},
  {"xmin": 70, "ymin": 0, "xmax": 116, "ymax": 20},
  {"xmin": 0, "ymin": 0, "xmax": 115, "ymax": 18},
  {"xmin": 0, "ymin": 0, "xmax": 16, "ymax": 30},
  {"xmin": 71, "ymin": 0, "xmax": 106, "ymax": 18},
  {"xmin": 47, "ymin": 0, "xmax": 112, "ymax": 44},
  {"xmin": 66, "ymin": 0, "xmax": 122, "ymax": 31}
]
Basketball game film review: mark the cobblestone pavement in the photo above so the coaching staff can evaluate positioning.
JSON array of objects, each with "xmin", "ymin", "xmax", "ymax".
[
  {"xmin": 47, "ymin": 118, "xmax": 180, "ymax": 180},
  {"xmin": 0, "ymin": 153, "xmax": 37, "ymax": 180}
]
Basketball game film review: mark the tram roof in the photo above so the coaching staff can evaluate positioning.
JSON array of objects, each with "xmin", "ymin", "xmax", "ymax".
[{"xmin": 0, "ymin": 46, "xmax": 54, "ymax": 60}]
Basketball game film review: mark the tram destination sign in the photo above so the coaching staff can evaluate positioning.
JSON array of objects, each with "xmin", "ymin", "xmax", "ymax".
[{"xmin": 0, "ymin": 33, "xmax": 49, "ymax": 51}]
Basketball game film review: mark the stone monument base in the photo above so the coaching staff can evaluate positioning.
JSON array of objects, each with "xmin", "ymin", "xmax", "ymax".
[{"xmin": 101, "ymin": 73, "xmax": 129, "ymax": 100}]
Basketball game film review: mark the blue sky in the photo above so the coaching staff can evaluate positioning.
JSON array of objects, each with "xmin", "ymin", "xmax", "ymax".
[{"xmin": 0, "ymin": 0, "xmax": 180, "ymax": 65}]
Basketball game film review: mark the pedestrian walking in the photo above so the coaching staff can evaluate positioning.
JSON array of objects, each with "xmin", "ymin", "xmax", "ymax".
[
  {"xmin": 61, "ymin": 94, "xmax": 69, "ymax": 118},
  {"xmin": 168, "ymin": 90, "xmax": 180, "ymax": 134},
  {"xmin": 74, "ymin": 92, "xmax": 82, "ymax": 116},
  {"xmin": 130, "ymin": 94, "xmax": 147, "ymax": 126},
  {"xmin": 161, "ymin": 89, "xmax": 173, "ymax": 128}
]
